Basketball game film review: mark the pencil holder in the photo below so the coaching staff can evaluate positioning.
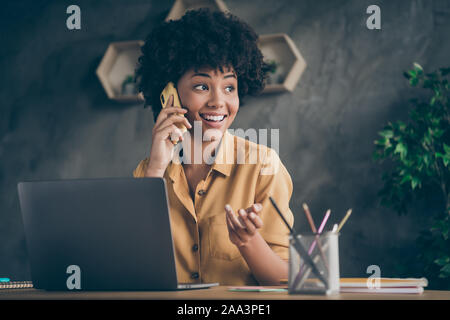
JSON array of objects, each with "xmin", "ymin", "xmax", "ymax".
[{"xmin": 288, "ymin": 232, "xmax": 340, "ymax": 295}]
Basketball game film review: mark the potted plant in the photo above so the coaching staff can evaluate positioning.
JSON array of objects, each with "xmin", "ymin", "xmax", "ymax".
[
  {"xmin": 264, "ymin": 59, "xmax": 282, "ymax": 84},
  {"xmin": 373, "ymin": 63, "xmax": 450, "ymax": 289},
  {"xmin": 121, "ymin": 74, "xmax": 137, "ymax": 96}
]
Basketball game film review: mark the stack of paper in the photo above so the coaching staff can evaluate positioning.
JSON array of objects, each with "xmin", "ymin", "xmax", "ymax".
[
  {"xmin": 339, "ymin": 278, "xmax": 428, "ymax": 294},
  {"xmin": 228, "ymin": 286, "xmax": 287, "ymax": 292}
]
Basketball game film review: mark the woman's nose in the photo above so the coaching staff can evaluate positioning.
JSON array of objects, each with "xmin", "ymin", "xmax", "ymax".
[{"xmin": 206, "ymin": 88, "xmax": 226, "ymax": 109}]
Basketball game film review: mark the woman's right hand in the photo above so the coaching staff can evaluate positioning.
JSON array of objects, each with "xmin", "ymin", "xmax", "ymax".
[{"xmin": 145, "ymin": 94, "xmax": 192, "ymax": 177}]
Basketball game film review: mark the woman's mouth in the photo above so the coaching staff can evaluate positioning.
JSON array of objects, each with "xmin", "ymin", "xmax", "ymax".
[{"xmin": 199, "ymin": 113, "xmax": 227, "ymax": 128}]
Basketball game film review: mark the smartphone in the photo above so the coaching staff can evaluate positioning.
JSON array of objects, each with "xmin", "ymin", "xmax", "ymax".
[{"xmin": 160, "ymin": 82, "xmax": 187, "ymax": 143}]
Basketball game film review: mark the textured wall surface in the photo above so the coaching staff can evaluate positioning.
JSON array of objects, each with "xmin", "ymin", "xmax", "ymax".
[{"xmin": 1, "ymin": 0, "xmax": 450, "ymax": 286}]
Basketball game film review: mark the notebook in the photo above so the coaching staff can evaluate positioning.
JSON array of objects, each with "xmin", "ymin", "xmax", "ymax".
[
  {"xmin": 339, "ymin": 277, "xmax": 428, "ymax": 294},
  {"xmin": 339, "ymin": 286, "xmax": 424, "ymax": 294},
  {"xmin": 280, "ymin": 277, "xmax": 428, "ymax": 294},
  {"xmin": 0, "ymin": 281, "xmax": 34, "ymax": 289}
]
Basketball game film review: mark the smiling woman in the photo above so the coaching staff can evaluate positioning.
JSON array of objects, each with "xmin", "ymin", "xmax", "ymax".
[
  {"xmin": 178, "ymin": 67, "xmax": 238, "ymax": 131},
  {"xmin": 135, "ymin": 8, "xmax": 268, "ymax": 122},
  {"xmin": 133, "ymin": 8, "xmax": 295, "ymax": 286}
]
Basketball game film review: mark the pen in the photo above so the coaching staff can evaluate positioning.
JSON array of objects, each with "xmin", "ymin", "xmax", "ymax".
[{"xmin": 269, "ymin": 197, "xmax": 328, "ymax": 289}]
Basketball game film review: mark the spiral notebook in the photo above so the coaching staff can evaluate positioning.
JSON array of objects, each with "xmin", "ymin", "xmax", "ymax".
[{"xmin": 0, "ymin": 281, "xmax": 34, "ymax": 289}]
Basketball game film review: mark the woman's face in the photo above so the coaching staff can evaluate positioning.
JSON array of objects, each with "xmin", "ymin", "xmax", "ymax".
[{"xmin": 176, "ymin": 66, "xmax": 239, "ymax": 140}]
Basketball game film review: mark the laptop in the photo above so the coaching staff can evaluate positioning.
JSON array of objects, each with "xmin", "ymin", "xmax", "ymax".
[{"xmin": 17, "ymin": 177, "xmax": 218, "ymax": 291}]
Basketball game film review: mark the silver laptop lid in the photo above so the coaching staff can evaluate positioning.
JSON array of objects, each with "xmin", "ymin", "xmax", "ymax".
[{"xmin": 18, "ymin": 177, "xmax": 179, "ymax": 290}]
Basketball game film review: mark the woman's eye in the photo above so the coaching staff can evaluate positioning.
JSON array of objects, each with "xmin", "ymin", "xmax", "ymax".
[
  {"xmin": 225, "ymin": 85, "xmax": 235, "ymax": 93},
  {"xmin": 194, "ymin": 84, "xmax": 208, "ymax": 91},
  {"xmin": 193, "ymin": 84, "xmax": 235, "ymax": 92}
]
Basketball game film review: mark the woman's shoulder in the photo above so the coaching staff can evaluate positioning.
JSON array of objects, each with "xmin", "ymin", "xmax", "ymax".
[{"xmin": 133, "ymin": 157, "xmax": 150, "ymax": 178}]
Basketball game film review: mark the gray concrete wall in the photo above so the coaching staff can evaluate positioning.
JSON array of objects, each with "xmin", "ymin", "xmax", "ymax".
[{"xmin": 1, "ymin": 0, "xmax": 449, "ymax": 286}]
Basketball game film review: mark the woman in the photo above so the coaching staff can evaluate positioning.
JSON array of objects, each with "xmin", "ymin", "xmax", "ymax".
[{"xmin": 133, "ymin": 8, "xmax": 294, "ymax": 286}]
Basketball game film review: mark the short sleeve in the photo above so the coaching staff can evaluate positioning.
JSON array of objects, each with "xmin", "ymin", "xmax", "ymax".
[
  {"xmin": 133, "ymin": 158, "xmax": 150, "ymax": 178},
  {"xmin": 255, "ymin": 148, "xmax": 294, "ymax": 261}
]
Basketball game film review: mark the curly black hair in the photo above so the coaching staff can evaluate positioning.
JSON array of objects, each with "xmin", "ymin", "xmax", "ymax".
[{"xmin": 135, "ymin": 8, "xmax": 269, "ymax": 121}]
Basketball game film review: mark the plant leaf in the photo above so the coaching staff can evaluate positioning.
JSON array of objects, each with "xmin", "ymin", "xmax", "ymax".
[
  {"xmin": 439, "ymin": 264, "xmax": 450, "ymax": 278},
  {"xmin": 379, "ymin": 129, "xmax": 394, "ymax": 139},
  {"xmin": 444, "ymin": 143, "xmax": 450, "ymax": 155},
  {"xmin": 411, "ymin": 177, "xmax": 420, "ymax": 190},
  {"xmin": 413, "ymin": 62, "xmax": 423, "ymax": 72},
  {"xmin": 394, "ymin": 143, "xmax": 408, "ymax": 159},
  {"xmin": 435, "ymin": 256, "xmax": 450, "ymax": 267},
  {"xmin": 409, "ymin": 77, "xmax": 419, "ymax": 87},
  {"xmin": 440, "ymin": 67, "xmax": 450, "ymax": 76}
]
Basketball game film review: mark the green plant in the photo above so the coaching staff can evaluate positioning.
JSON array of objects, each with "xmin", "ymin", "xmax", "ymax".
[
  {"xmin": 121, "ymin": 74, "xmax": 137, "ymax": 95},
  {"xmin": 265, "ymin": 59, "xmax": 278, "ymax": 74},
  {"xmin": 373, "ymin": 63, "xmax": 450, "ymax": 288}
]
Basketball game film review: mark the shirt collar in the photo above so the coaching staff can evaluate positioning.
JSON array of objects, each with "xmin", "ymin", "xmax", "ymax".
[{"xmin": 211, "ymin": 129, "xmax": 233, "ymax": 177}]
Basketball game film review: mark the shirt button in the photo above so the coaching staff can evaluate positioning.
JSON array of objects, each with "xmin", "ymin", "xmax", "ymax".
[
  {"xmin": 197, "ymin": 189, "xmax": 206, "ymax": 196},
  {"xmin": 192, "ymin": 244, "xmax": 199, "ymax": 252},
  {"xmin": 191, "ymin": 272, "xmax": 199, "ymax": 279}
]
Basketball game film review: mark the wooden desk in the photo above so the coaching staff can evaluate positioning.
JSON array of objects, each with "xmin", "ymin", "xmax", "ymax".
[{"xmin": 1, "ymin": 286, "xmax": 449, "ymax": 300}]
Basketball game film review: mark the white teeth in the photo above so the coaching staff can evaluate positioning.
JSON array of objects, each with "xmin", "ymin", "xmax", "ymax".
[{"xmin": 201, "ymin": 114, "xmax": 225, "ymax": 122}]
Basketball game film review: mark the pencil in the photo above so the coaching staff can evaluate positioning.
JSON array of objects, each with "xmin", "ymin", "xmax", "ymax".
[
  {"xmin": 269, "ymin": 197, "xmax": 295, "ymax": 234},
  {"xmin": 317, "ymin": 209, "xmax": 331, "ymax": 234},
  {"xmin": 301, "ymin": 203, "xmax": 329, "ymax": 269},
  {"xmin": 337, "ymin": 209, "xmax": 352, "ymax": 232},
  {"xmin": 302, "ymin": 203, "xmax": 317, "ymax": 233}
]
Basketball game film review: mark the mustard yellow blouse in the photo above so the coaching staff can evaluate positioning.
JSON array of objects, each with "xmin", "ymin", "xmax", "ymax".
[{"xmin": 133, "ymin": 130, "xmax": 294, "ymax": 285}]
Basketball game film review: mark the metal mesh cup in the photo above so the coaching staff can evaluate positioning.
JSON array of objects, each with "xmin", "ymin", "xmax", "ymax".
[{"xmin": 288, "ymin": 232, "xmax": 340, "ymax": 295}]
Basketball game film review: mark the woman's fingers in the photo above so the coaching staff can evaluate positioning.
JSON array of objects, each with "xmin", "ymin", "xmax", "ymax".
[
  {"xmin": 230, "ymin": 209, "xmax": 246, "ymax": 230},
  {"xmin": 225, "ymin": 204, "xmax": 263, "ymax": 231},
  {"xmin": 224, "ymin": 204, "xmax": 264, "ymax": 246},
  {"xmin": 154, "ymin": 95, "xmax": 190, "ymax": 129},
  {"xmin": 157, "ymin": 115, "xmax": 191, "ymax": 132},
  {"xmin": 155, "ymin": 112, "xmax": 191, "ymax": 134},
  {"xmin": 244, "ymin": 203, "xmax": 263, "ymax": 229},
  {"xmin": 155, "ymin": 124, "xmax": 183, "ymax": 144},
  {"xmin": 225, "ymin": 205, "xmax": 245, "ymax": 229},
  {"xmin": 244, "ymin": 203, "xmax": 262, "ymax": 215},
  {"xmin": 248, "ymin": 210, "xmax": 263, "ymax": 229},
  {"xmin": 154, "ymin": 111, "xmax": 192, "ymax": 144},
  {"xmin": 238, "ymin": 209, "xmax": 256, "ymax": 235},
  {"xmin": 152, "ymin": 94, "xmax": 191, "ymax": 146},
  {"xmin": 225, "ymin": 205, "xmax": 249, "ymax": 244},
  {"xmin": 154, "ymin": 94, "xmax": 174, "ymax": 128},
  {"xmin": 225, "ymin": 210, "xmax": 235, "ymax": 232},
  {"xmin": 225, "ymin": 210, "xmax": 245, "ymax": 246}
]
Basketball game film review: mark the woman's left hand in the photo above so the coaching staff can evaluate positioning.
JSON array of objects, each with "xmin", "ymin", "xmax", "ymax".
[{"xmin": 225, "ymin": 203, "xmax": 264, "ymax": 248}]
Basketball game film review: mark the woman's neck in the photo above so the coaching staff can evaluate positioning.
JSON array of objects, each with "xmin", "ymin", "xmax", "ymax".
[{"xmin": 181, "ymin": 136, "xmax": 221, "ymax": 168}]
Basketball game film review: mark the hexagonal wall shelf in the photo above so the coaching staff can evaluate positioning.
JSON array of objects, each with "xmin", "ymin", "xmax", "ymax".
[
  {"xmin": 257, "ymin": 33, "xmax": 307, "ymax": 93},
  {"xmin": 96, "ymin": 40, "xmax": 145, "ymax": 103},
  {"xmin": 165, "ymin": 0, "xmax": 229, "ymax": 21}
]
